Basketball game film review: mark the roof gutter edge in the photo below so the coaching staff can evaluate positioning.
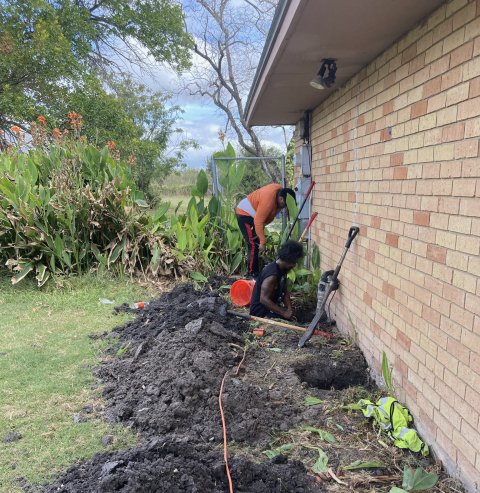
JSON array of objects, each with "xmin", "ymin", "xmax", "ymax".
[{"xmin": 244, "ymin": 0, "xmax": 291, "ymax": 125}]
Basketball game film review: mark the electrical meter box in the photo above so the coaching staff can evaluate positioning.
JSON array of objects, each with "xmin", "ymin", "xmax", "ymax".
[{"xmin": 296, "ymin": 176, "xmax": 312, "ymax": 223}]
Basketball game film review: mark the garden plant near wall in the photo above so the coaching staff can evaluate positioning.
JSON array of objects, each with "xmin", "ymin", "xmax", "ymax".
[{"xmin": 0, "ymin": 123, "xmax": 321, "ymax": 295}]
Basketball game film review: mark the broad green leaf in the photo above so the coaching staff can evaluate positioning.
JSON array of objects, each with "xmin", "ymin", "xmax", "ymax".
[
  {"xmin": 176, "ymin": 228, "xmax": 187, "ymax": 252},
  {"xmin": 27, "ymin": 160, "xmax": 38, "ymax": 184},
  {"xmin": 263, "ymin": 450, "xmax": 279, "ymax": 459},
  {"xmin": 304, "ymin": 397, "xmax": 323, "ymax": 406},
  {"xmin": 382, "ymin": 351, "xmax": 393, "ymax": 394},
  {"xmin": 196, "ymin": 169, "xmax": 209, "ymax": 196},
  {"xmin": 411, "ymin": 469, "xmax": 439, "ymax": 491},
  {"xmin": 12, "ymin": 263, "xmax": 34, "ymax": 284},
  {"xmin": 302, "ymin": 426, "xmax": 336, "ymax": 443},
  {"xmin": 390, "ymin": 488, "xmax": 409, "ymax": 493},
  {"xmin": 134, "ymin": 199, "xmax": 148, "ymax": 208},
  {"xmin": 311, "ymin": 449, "xmax": 329, "ymax": 473},
  {"xmin": 54, "ymin": 234, "xmax": 64, "ymax": 256},
  {"xmin": 230, "ymin": 251, "xmax": 242, "ymax": 274},
  {"xmin": 190, "ymin": 271, "xmax": 208, "ymax": 283},
  {"xmin": 62, "ymin": 251, "xmax": 72, "ymax": 268},
  {"xmin": 344, "ymin": 461, "xmax": 385, "ymax": 470},
  {"xmin": 175, "ymin": 200, "xmax": 183, "ymax": 214},
  {"xmin": 153, "ymin": 202, "xmax": 170, "ymax": 222}
]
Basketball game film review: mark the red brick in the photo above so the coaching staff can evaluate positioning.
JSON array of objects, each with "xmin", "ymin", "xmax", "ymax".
[
  {"xmin": 371, "ymin": 217, "xmax": 381, "ymax": 228},
  {"xmin": 397, "ymin": 331, "xmax": 411, "ymax": 350},
  {"xmin": 423, "ymin": 77, "xmax": 441, "ymax": 99},
  {"xmin": 427, "ymin": 245, "xmax": 447, "ymax": 264},
  {"xmin": 365, "ymin": 250, "xmax": 375, "ymax": 262},
  {"xmin": 423, "ymin": 306, "xmax": 441, "ymax": 327},
  {"xmin": 357, "ymin": 114, "xmax": 365, "ymax": 126},
  {"xmin": 411, "ymin": 101, "xmax": 428, "ymax": 119},
  {"xmin": 384, "ymin": 72, "xmax": 396, "ymax": 89},
  {"xmin": 371, "ymin": 320, "xmax": 381, "ymax": 337},
  {"xmin": 386, "ymin": 233, "xmax": 399, "ymax": 247},
  {"xmin": 433, "ymin": 19, "xmax": 452, "ymax": 45},
  {"xmin": 442, "ymin": 123, "xmax": 466, "ymax": 142},
  {"xmin": 414, "ymin": 211, "xmax": 431, "ymax": 226},
  {"xmin": 394, "ymin": 167, "xmax": 407, "ymax": 180},
  {"xmin": 441, "ymin": 66, "xmax": 463, "ymax": 92},
  {"xmin": 331, "ymin": 128, "xmax": 337, "ymax": 138},
  {"xmin": 363, "ymin": 292, "xmax": 373, "ymax": 307},
  {"xmin": 340, "ymin": 162, "xmax": 347, "ymax": 172},
  {"xmin": 402, "ymin": 44, "xmax": 417, "ymax": 65},
  {"xmin": 410, "ymin": 53, "xmax": 425, "ymax": 74},
  {"xmin": 326, "ymin": 166, "xmax": 330, "ymax": 174},
  {"xmin": 383, "ymin": 281, "xmax": 395, "ymax": 299},
  {"xmin": 380, "ymin": 128, "xmax": 392, "ymax": 142},
  {"xmin": 443, "ymin": 285, "xmax": 465, "ymax": 307},
  {"xmin": 469, "ymin": 77, "xmax": 480, "ymax": 98},
  {"xmin": 396, "ymin": 357, "xmax": 409, "ymax": 377},
  {"xmin": 403, "ymin": 377, "xmax": 418, "ymax": 401},
  {"xmin": 451, "ymin": 41, "xmax": 474, "ymax": 68},
  {"xmin": 366, "ymin": 122, "xmax": 376, "ymax": 134},
  {"xmin": 348, "ymin": 192, "xmax": 356, "ymax": 202},
  {"xmin": 446, "ymin": 338, "xmax": 470, "ymax": 365},
  {"xmin": 390, "ymin": 153, "xmax": 404, "ymax": 167}
]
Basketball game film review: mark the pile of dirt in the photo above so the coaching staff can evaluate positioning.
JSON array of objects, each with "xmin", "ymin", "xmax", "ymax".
[
  {"xmin": 112, "ymin": 279, "xmax": 246, "ymax": 341},
  {"xmin": 96, "ymin": 318, "xmax": 309, "ymax": 445},
  {"xmin": 36, "ymin": 436, "xmax": 321, "ymax": 493},
  {"xmin": 33, "ymin": 279, "xmax": 381, "ymax": 493}
]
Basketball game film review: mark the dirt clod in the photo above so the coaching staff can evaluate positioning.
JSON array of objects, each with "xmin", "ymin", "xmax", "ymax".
[{"xmin": 3, "ymin": 432, "xmax": 22, "ymax": 443}]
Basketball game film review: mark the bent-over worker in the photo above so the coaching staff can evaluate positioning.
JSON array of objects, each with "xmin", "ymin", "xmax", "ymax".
[
  {"xmin": 236, "ymin": 184, "xmax": 296, "ymax": 278},
  {"xmin": 249, "ymin": 240, "xmax": 303, "ymax": 321}
]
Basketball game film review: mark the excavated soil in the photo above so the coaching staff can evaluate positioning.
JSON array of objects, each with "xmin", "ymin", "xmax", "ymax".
[{"xmin": 32, "ymin": 278, "xmax": 385, "ymax": 493}]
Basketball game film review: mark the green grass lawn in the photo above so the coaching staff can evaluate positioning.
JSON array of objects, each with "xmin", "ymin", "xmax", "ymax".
[
  {"xmin": 0, "ymin": 274, "xmax": 151, "ymax": 492},
  {"xmin": 161, "ymin": 194, "xmax": 211, "ymax": 216}
]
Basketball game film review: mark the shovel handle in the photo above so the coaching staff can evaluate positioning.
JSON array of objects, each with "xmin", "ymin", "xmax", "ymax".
[
  {"xmin": 299, "ymin": 212, "xmax": 318, "ymax": 242},
  {"xmin": 345, "ymin": 226, "xmax": 360, "ymax": 248}
]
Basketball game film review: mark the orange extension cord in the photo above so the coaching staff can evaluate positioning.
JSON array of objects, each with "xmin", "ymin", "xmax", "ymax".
[{"xmin": 219, "ymin": 345, "xmax": 248, "ymax": 493}]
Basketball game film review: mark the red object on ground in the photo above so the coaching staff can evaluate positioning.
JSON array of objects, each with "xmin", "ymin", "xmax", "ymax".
[{"xmin": 230, "ymin": 279, "xmax": 255, "ymax": 306}]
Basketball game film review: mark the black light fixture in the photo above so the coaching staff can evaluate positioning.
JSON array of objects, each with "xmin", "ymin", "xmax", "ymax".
[{"xmin": 310, "ymin": 59, "xmax": 337, "ymax": 90}]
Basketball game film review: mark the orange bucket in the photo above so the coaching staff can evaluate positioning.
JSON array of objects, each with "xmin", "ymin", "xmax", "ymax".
[{"xmin": 230, "ymin": 279, "xmax": 255, "ymax": 307}]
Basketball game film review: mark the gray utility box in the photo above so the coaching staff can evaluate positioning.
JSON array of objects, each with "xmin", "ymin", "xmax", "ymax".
[
  {"xmin": 296, "ymin": 176, "xmax": 312, "ymax": 239},
  {"xmin": 294, "ymin": 144, "xmax": 312, "ymax": 176}
]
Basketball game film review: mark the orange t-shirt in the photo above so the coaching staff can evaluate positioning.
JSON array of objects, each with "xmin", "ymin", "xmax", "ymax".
[{"xmin": 236, "ymin": 184, "xmax": 282, "ymax": 244}]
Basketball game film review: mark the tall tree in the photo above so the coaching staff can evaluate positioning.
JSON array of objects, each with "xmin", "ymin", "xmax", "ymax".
[
  {"xmin": 178, "ymin": 0, "xmax": 284, "ymax": 183},
  {"xmin": 0, "ymin": 0, "xmax": 193, "ymax": 133}
]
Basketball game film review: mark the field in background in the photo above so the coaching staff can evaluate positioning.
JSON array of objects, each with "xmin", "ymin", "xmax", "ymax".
[{"xmin": 0, "ymin": 275, "xmax": 154, "ymax": 491}]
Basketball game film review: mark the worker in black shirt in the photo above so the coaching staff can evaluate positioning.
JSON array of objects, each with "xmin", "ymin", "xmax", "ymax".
[{"xmin": 249, "ymin": 241, "xmax": 304, "ymax": 321}]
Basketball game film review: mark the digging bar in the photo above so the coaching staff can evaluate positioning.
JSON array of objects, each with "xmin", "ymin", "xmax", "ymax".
[
  {"xmin": 298, "ymin": 226, "xmax": 360, "ymax": 348},
  {"xmin": 285, "ymin": 181, "xmax": 315, "ymax": 242},
  {"xmin": 227, "ymin": 310, "xmax": 333, "ymax": 337}
]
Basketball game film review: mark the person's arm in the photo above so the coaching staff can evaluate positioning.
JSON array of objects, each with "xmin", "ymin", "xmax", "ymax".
[
  {"xmin": 282, "ymin": 289, "xmax": 294, "ymax": 320},
  {"xmin": 260, "ymin": 276, "xmax": 294, "ymax": 320}
]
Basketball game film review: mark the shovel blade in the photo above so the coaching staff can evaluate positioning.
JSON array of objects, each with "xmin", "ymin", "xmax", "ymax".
[{"xmin": 298, "ymin": 307, "xmax": 326, "ymax": 347}]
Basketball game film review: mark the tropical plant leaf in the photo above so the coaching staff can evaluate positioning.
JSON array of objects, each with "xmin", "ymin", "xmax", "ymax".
[
  {"xmin": 153, "ymin": 202, "xmax": 170, "ymax": 222},
  {"xmin": 311, "ymin": 448, "xmax": 329, "ymax": 473},
  {"xmin": 304, "ymin": 397, "xmax": 323, "ymax": 406},
  {"xmin": 196, "ymin": 169, "xmax": 209, "ymax": 196},
  {"xmin": 230, "ymin": 251, "xmax": 243, "ymax": 274},
  {"xmin": 382, "ymin": 351, "xmax": 393, "ymax": 394},
  {"xmin": 190, "ymin": 271, "xmax": 208, "ymax": 283},
  {"xmin": 344, "ymin": 461, "xmax": 385, "ymax": 470},
  {"xmin": 411, "ymin": 468, "xmax": 439, "ymax": 491}
]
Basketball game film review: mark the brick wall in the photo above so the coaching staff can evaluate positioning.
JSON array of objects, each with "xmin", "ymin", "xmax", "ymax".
[{"xmin": 297, "ymin": 0, "xmax": 480, "ymax": 489}]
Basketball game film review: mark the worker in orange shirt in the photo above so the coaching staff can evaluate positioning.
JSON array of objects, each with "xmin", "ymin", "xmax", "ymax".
[{"xmin": 236, "ymin": 184, "xmax": 296, "ymax": 278}]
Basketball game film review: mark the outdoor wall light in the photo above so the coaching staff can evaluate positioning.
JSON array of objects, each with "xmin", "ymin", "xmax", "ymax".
[{"xmin": 310, "ymin": 59, "xmax": 337, "ymax": 89}]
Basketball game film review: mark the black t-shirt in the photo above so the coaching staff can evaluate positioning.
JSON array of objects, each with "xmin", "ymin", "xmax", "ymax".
[{"xmin": 250, "ymin": 261, "xmax": 287, "ymax": 318}]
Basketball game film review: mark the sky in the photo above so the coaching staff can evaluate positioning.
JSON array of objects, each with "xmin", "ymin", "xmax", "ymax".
[{"xmin": 122, "ymin": 0, "xmax": 292, "ymax": 170}]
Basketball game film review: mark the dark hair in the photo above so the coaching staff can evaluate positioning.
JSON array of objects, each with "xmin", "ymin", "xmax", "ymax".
[
  {"xmin": 278, "ymin": 240, "xmax": 304, "ymax": 262},
  {"xmin": 279, "ymin": 188, "xmax": 296, "ymax": 203}
]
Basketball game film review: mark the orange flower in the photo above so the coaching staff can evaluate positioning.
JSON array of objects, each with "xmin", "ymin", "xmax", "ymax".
[
  {"xmin": 37, "ymin": 116, "xmax": 47, "ymax": 126},
  {"xmin": 11, "ymin": 126, "xmax": 20, "ymax": 133},
  {"xmin": 107, "ymin": 141, "xmax": 116, "ymax": 150},
  {"xmin": 52, "ymin": 128, "xmax": 60, "ymax": 137},
  {"xmin": 0, "ymin": 130, "xmax": 3, "ymax": 135}
]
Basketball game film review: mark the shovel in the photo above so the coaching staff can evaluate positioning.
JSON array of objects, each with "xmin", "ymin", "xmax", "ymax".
[{"xmin": 298, "ymin": 226, "xmax": 359, "ymax": 348}]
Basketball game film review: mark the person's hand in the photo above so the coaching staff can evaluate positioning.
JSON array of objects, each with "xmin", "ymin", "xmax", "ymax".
[
  {"xmin": 284, "ymin": 308, "xmax": 294, "ymax": 320},
  {"xmin": 259, "ymin": 243, "xmax": 267, "ymax": 254}
]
